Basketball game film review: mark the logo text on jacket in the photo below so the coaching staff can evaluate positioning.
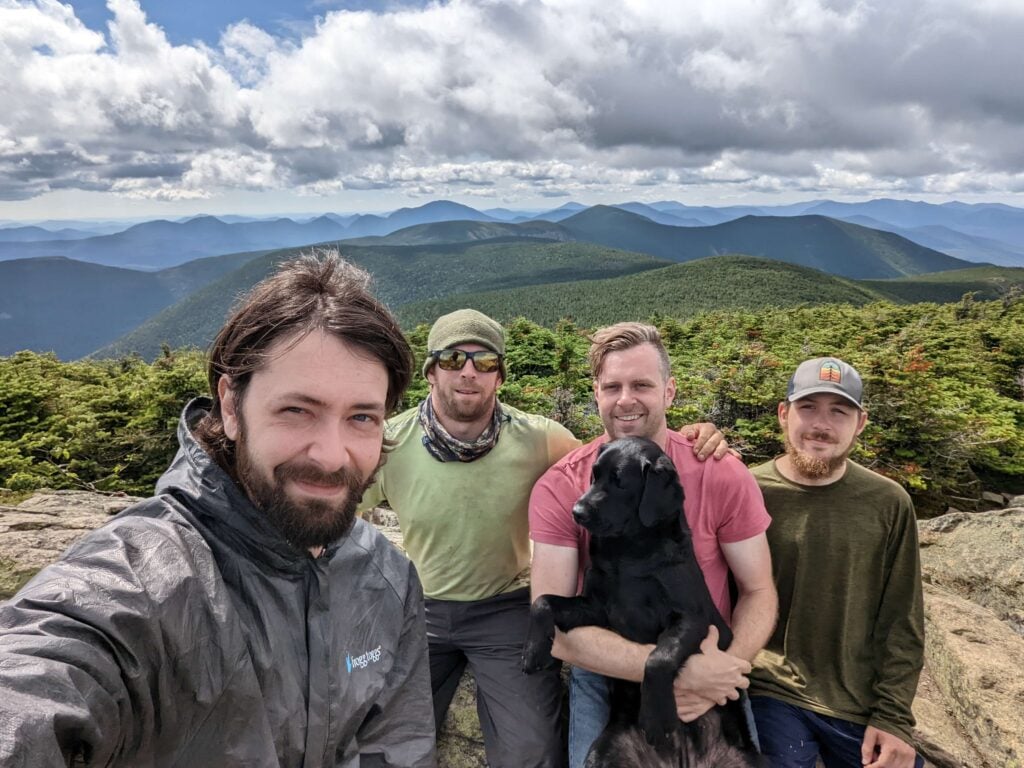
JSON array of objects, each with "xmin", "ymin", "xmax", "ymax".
[{"xmin": 345, "ymin": 645, "xmax": 383, "ymax": 673}]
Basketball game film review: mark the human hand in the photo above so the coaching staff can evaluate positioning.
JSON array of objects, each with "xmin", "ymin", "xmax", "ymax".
[
  {"xmin": 679, "ymin": 423, "xmax": 737, "ymax": 461},
  {"xmin": 672, "ymin": 625, "xmax": 750, "ymax": 721},
  {"xmin": 673, "ymin": 690, "xmax": 718, "ymax": 723},
  {"xmin": 861, "ymin": 725, "xmax": 918, "ymax": 768}
]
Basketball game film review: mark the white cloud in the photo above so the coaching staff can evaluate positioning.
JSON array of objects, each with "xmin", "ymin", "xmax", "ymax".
[
  {"xmin": 211, "ymin": 21, "xmax": 282, "ymax": 87},
  {"xmin": 1, "ymin": 0, "xmax": 1023, "ymax": 207}
]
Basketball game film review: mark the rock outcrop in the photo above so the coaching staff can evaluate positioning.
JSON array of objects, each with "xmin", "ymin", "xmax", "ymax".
[
  {"xmin": 3, "ymin": 493, "xmax": 1023, "ymax": 767},
  {"xmin": 0, "ymin": 490, "xmax": 139, "ymax": 599},
  {"xmin": 918, "ymin": 509, "xmax": 1024, "ymax": 768}
]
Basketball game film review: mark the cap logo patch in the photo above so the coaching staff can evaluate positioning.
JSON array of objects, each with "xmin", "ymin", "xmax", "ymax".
[{"xmin": 819, "ymin": 361, "xmax": 842, "ymax": 383}]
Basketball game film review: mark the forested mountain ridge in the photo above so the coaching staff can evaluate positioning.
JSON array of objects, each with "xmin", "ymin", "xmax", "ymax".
[
  {"xmin": 93, "ymin": 240, "xmax": 667, "ymax": 360},
  {"xmin": 99, "ymin": 250, "xmax": 1024, "ymax": 361},
  {"xmin": 397, "ymin": 255, "xmax": 893, "ymax": 327},
  {"xmin": 0, "ymin": 249, "xmax": 270, "ymax": 358}
]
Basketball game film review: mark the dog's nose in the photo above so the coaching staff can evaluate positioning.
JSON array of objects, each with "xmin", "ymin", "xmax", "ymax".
[{"xmin": 571, "ymin": 502, "xmax": 590, "ymax": 525}]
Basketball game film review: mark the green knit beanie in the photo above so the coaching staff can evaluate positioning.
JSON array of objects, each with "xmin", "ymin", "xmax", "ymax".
[{"xmin": 422, "ymin": 309, "xmax": 507, "ymax": 379}]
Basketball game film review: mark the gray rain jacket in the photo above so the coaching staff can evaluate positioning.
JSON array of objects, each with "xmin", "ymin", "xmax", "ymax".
[{"xmin": 0, "ymin": 399, "xmax": 436, "ymax": 767}]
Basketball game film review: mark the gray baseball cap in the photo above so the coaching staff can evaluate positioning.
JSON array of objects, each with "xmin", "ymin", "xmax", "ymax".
[{"xmin": 786, "ymin": 357, "xmax": 863, "ymax": 409}]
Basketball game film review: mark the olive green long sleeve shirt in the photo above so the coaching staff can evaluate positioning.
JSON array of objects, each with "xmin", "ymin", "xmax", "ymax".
[{"xmin": 750, "ymin": 459, "xmax": 925, "ymax": 743}]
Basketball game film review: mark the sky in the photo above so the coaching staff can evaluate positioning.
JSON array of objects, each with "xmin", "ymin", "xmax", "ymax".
[{"xmin": 2, "ymin": 0, "xmax": 1024, "ymax": 221}]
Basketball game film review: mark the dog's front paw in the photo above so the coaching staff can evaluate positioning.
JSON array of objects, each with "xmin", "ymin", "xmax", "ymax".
[
  {"xmin": 521, "ymin": 636, "xmax": 555, "ymax": 673},
  {"xmin": 639, "ymin": 696, "xmax": 678, "ymax": 749}
]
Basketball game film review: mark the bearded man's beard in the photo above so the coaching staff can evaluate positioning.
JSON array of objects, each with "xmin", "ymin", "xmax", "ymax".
[
  {"xmin": 434, "ymin": 386, "xmax": 495, "ymax": 423},
  {"xmin": 784, "ymin": 431, "xmax": 853, "ymax": 481},
  {"xmin": 235, "ymin": 429, "xmax": 378, "ymax": 551}
]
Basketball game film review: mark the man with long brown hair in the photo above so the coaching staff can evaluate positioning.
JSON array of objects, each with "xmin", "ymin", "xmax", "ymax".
[{"xmin": 0, "ymin": 253, "xmax": 436, "ymax": 767}]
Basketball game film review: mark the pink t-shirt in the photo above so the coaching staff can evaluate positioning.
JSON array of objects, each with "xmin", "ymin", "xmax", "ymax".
[{"xmin": 529, "ymin": 432, "xmax": 771, "ymax": 622}]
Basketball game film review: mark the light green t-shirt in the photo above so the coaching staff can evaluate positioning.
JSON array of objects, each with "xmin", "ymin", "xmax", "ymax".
[
  {"xmin": 749, "ymin": 459, "xmax": 925, "ymax": 743},
  {"xmin": 361, "ymin": 403, "xmax": 580, "ymax": 601}
]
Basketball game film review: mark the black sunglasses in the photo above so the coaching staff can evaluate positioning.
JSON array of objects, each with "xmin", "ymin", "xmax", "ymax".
[{"xmin": 431, "ymin": 348, "xmax": 503, "ymax": 373}]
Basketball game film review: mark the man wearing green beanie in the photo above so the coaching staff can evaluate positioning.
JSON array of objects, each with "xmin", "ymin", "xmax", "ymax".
[{"xmin": 361, "ymin": 309, "xmax": 727, "ymax": 767}]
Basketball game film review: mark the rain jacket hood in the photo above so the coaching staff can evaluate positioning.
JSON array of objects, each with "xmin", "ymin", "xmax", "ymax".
[{"xmin": 0, "ymin": 398, "xmax": 436, "ymax": 767}]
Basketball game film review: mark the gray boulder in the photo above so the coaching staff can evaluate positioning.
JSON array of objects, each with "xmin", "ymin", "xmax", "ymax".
[
  {"xmin": 918, "ymin": 508, "xmax": 1024, "ymax": 767},
  {"xmin": 919, "ymin": 508, "xmax": 1024, "ymax": 637},
  {"xmin": 0, "ymin": 490, "xmax": 139, "ymax": 599}
]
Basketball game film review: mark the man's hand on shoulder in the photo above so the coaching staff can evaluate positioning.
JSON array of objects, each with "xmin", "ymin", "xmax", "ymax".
[
  {"xmin": 861, "ymin": 725, "xmax": 917, "ymax": 768},
  {"xmin": 671, "ymin": 625, "xmax": 750, "ymax": 722},
  {"xmin": 678, "ymin": 422, "xmax": 738, "ymax": 461}
]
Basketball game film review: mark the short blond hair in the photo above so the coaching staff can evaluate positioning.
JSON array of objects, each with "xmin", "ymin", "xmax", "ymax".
[{"xmin": 588, "ymin": 322, "xmax": 671, "ymax": 381}]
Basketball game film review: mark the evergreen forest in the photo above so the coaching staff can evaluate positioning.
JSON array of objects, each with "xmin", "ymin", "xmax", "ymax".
[{"xmin": 2, "ymin": 295, "xmax": 1023, "ymax": 514}]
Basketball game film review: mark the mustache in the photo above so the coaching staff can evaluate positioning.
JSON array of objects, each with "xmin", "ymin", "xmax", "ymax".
[
  {"xmin": 274, "ymin": 460, "xmax": 365, "ymax": 489},
  {"xmin": 802, "ymin": 430, "xmax": 838, "ymax": 444}
]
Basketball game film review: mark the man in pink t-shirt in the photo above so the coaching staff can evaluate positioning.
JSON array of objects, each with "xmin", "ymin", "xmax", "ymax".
[{"xmin": 528, "ymin": 322, "xmax": 776, "ymax": 768}]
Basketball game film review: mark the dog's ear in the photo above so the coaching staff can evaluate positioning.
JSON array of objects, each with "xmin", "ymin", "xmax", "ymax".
[{"xmin": 638, "ymin": 452, "xmax": 684, "ymax": 528}]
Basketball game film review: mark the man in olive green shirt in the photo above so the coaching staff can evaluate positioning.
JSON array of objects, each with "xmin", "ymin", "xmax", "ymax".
[{"xmin": 749, "ymin": 357, "xmax": 925, "ymax": 768}]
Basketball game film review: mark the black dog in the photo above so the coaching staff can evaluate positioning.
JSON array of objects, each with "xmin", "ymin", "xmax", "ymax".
[{"xmin": 523, "ymin": 437, "xmax": 762, "ymax": 767}]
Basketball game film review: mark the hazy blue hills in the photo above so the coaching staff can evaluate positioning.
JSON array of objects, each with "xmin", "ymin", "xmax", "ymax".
[
  {"xmin": 0, "ymin": 200, "xmax": 504, "ymax": 269},
  {"xmin": 376, "ymin": 200, "xmax": 494, "ymax": 229},
  {"xmin": 832, "ymin": 216, "xmax": 1024, "ymax": 267},
  {"xmin": 336, "ymin": 201, "xmax": 498, "ymax": 239},
  {"xmin": 0, "ymin": 249, "xmax": 268, "ymax": 358},
  {"xmin": 346, "ymin": 208, "xmax": 971, "ymax": 279},
  {"xmin": 803, "ymin": 199, "xmax": 1024, "ymax": 240},
  {"xmin": 560, "ymin": 207, "xmax": 970, "ymax": 278},
  {"xmin": 636, "ymin": 199, "xmax": 1024, "ymax": 263},
  {"xmin": 344, "ymin": 220, "xmax": 569, "ymax": 246},
  {"xmin": 5, "ymin": 197, "xmax": 1024, "ymax": 271},
  {"xmin": 0, "ymin": 226, "xmax": 97, "ymax": 243},
  {"xmin": 0, "ymin": 215, "xmax": 349, "ymax": 269},
  {"xmin": 529, "ymin": 202, "xmax": 589, "ymax": 222},
  {"xmin": 612, "ymin": 202, "xmax": 706, "ymax": 227},
  {"xmin": 793, "ymin": 200, "xmax": 1024, "ymax": 265}
]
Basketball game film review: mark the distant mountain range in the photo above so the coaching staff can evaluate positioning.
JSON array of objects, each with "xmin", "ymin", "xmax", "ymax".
[
  {"xmin": 347, "ymin": 206, "xmax": 967, "ymax": 279},
  {"xmin": 0, "ymin": 201, "xmax": 493, "ymax": 269},
  {"xmin": 3, "ymin": 197, "xmax": 1024, "ymax": 269},
  {"xmin": 4, "ymin": 197, "xmax": 1024, "ymax": 361}
]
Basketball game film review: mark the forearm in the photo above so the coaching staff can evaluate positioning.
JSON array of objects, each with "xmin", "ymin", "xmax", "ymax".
[
  {"xmin": 724, "ymin": 584, "xmax": 778, "ymax": 662},
  {"xmin": 551, "ymin": 625, "xmax": 653, "ymax": 682}
]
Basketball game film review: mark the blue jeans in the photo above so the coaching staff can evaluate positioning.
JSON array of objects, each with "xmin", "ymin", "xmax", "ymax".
[
  {"xmin": 569, "ymin": 666, "xmax": 760, "ymax": 768},
  {"xmin": 568, "ymin": 667, "xmax": 609, "ymax": 768},
  {"xmin": 750, "ymin": 695, "xmax": 924, "ymax": 768}
]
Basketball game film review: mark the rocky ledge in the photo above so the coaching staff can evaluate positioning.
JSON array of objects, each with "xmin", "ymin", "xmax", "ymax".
[{"xmin": 2, "ymin": 493, "xmax": 1022, "ymax": 767}]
